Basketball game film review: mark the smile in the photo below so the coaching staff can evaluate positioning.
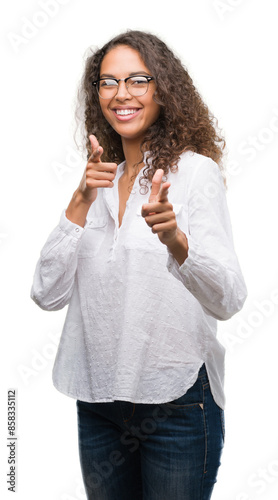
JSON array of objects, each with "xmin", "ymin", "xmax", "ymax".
[
  {"xmin": 115, "ymin": 108, "xmax": 139, "ymax": 115},
  {"xmin": 111, "ymin": 108, "xmax": 141, "ymax": 121}
]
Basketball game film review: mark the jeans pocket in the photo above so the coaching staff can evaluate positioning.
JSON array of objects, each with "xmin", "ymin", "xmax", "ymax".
[
  {"xmin": 164, "ymin": 370, "xmax": 204, "ymax": 409},
  {"xmin": 164, "ymin": 401, "xmax": 203, "ymax": 410}
]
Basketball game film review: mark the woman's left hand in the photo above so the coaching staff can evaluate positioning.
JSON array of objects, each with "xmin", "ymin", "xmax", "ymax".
[
  {"xmin": 141, "ymin": 169, "xmax": 177, "ymax": 246},
  {"xmin": 141, "ymin": 170, "xmax": 189, "ymax": 265}
]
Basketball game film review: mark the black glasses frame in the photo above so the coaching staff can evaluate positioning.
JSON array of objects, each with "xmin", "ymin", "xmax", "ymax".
[{"xmin": 92, "ymin": 75, "xmax": 155, "ymax": 99}]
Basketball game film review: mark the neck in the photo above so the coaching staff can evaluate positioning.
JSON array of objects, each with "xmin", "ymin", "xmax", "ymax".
[{"xmin": 121, "ymin": 137, "xmax": 145, "ymax": 179}]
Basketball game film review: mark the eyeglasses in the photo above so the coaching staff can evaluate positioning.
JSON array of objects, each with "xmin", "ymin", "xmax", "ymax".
[{"xmin": 92, "ymin": 75, "xmax": 155, "ymax": 99}]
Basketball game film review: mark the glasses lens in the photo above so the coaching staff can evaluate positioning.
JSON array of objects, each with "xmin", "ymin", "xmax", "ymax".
[
  {"xmin": 98, "ymin": 79, "xmax": 118, "ymax": 98},
  {"xmin": 127, "ymin": 76, "xmax": 149, "ymax": 96}
]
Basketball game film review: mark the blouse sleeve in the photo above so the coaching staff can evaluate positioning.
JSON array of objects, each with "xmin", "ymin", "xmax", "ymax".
[
  {"xmin": 167, "ymin": 158, "xmax": 247, "ymax": 320},
  {"xmin": 31, "ymin": 210, "xmax": 84, "ymax": 311}
]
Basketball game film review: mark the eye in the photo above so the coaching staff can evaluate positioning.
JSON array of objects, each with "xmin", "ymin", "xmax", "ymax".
[
  {"xmin": 129, "ymin": 76, "xmax": 148, "ymax": 87},
  {"xmin": 100, "ymin": 79, "xmax": 118, "ymax": 88}
]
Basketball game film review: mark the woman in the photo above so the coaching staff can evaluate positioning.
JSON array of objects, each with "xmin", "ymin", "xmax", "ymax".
[{"xmin": 31, "ymin": 30, "xmax": 247, "ymax": 499}]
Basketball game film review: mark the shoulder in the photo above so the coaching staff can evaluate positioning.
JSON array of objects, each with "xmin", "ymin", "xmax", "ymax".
[
  {"xmin": 178, "ymin": 151, "xmax": 219, "ymax": 173},
  {"xmin": 175, "ymin": 151, "xmax": 225, "ymax": 190},
  {"xmin": 165, "ymin": 152, "xmax": 226, "ymax": 210},
  {"xmin": 167, "ymin": 151, "xmax": 223, "ymax": 187}
]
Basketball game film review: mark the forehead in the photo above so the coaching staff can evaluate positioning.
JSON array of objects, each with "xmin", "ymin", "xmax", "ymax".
[{"xmin": 100, "ymin": 45, "xmax": 150, "ymax": 77}]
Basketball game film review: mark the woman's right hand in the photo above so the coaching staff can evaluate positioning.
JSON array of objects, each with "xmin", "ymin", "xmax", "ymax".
[
  {"xmin": 66, "ymin": 135, "xmax": 117, "ymax": 227},
  {"xmin": 77, "ymin": 134, "xmax": 118, "ymax": 205}
]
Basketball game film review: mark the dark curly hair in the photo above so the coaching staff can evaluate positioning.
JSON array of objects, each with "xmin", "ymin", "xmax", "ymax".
[{"xmin": 75, "ymin": 30, "xmax": 226, "ymax": 193}]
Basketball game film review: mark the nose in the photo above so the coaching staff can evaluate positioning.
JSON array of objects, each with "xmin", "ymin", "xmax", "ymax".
[{"xmin": 115, "ymin": 80, "xmax": 132, "ymax": 100}]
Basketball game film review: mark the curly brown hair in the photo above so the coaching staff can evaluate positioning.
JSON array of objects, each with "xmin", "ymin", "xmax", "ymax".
[{"xmin": 75, "ymin": 30, "xmax": 226, "ymax": 193}]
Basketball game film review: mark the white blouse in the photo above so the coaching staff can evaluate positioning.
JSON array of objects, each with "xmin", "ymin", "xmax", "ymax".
[{"xmin": 31, "ymin": 151, "xmax": 247, "ymax": 410}]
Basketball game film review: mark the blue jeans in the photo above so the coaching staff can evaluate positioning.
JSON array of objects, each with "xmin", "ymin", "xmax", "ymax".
[{"xmin": 77, "ymin": 364, "xmax": 225, "ymax": 499}]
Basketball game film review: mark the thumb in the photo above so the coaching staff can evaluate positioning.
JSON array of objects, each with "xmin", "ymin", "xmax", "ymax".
[{"xmin": 148, "ymin": 169, "xmax": 164, "ymax": 203}]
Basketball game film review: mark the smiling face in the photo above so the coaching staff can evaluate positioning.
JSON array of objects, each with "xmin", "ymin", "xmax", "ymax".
[{"xmin": 98, "ymin": 45, "xmax": 161, "ymax": 146}]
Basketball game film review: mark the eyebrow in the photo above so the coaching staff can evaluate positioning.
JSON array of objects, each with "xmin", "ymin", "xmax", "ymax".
[{"xmin": 99, "ymin": 71, "xmax": 151, "ymax": 78}]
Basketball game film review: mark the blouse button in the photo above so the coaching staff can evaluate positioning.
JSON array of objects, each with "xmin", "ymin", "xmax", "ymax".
[{"xmin": 75, "ymin": 228, "xmax": 80, "ymax": 233}]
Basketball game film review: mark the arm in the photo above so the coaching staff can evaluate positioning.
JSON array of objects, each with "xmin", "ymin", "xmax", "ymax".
[
  {"xmin": 142, "ymin": 164, "xmax": 247, "ymax": 321},
  {"xmin": 31, "ymin": 212, "xmax": 84, "ymax": 311},
  {"xmin": 31, "ymin": 135, "xmax": 117, "ymax": 311}
]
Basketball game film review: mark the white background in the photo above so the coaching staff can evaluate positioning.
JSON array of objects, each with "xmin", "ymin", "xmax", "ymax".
[{"xmin": 1, "ymin": 0, "xmax": 278, "ymax": 498}]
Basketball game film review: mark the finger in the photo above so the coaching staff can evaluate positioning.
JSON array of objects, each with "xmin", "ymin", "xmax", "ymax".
[
  {"xmin": 157, "ymin": 182, "xmax": 171, "ymax": 202},
  {"xmin": 86, "ymin": 170, "xmax": 116, "ymax": 182},
  {"xmin": 151, "ymin": 220, "xmax": 177, "ymax": 234},
  {"xmin": 89, "ymin": 147, "xmax": 103, "ymax": 163},
  {"xmin": 141, "ymin": 201, "xmax": 172, "ymax": 217},
  {"xmin": 144, "ymin": 211, "xmax": 176, "ymax": 227},
  {"xmin": 89, "ymin": 134, "xmax": 99, "ymax": 151},
  {"xmin": 89, "ymin": 135, "xmax": 103, "ymax": 162},
  {"xmin": 86, "ymin": 178, "xmax": 115, "ymax": 189},
  {"xmin": 87, "ymin": 162, "xmax": 117, "ymax": 174},
  {"xmin": 148, "ymin": 169, "xmax": 164, "ymax": 203}
]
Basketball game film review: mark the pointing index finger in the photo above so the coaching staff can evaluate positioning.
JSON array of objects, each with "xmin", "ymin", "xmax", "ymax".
[
  {"xmin": 157, "ymin": 182, "xmax": 171, "ymax": 202},
  {"xmin": 149, "ymin": 169, "xmax": 164, "ymax": 203},
  {"xmin": 89, "ymin": 134, "xmax": 103, "ymax": 162}
]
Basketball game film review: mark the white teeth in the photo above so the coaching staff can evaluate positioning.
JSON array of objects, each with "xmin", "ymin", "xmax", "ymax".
[{"xmin": 115, "ymin": 109, "xmax": 137, "ymax": 115}]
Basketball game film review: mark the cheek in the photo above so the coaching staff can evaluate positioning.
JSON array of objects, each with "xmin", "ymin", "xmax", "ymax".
[
  {"xmin": 149, "ymin": 91, "xmax": 161, "ymax": 112},
  {"xmin": 99, "ymin": 101, "xmax": 112, "ymax": 123},
  {"xmin": 148, "ymin": 100, "xmax": 161, "ymax": 124},
  {"xmin": 99, "ymin": 100, "xmax": 107, "ymax": 116}
]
